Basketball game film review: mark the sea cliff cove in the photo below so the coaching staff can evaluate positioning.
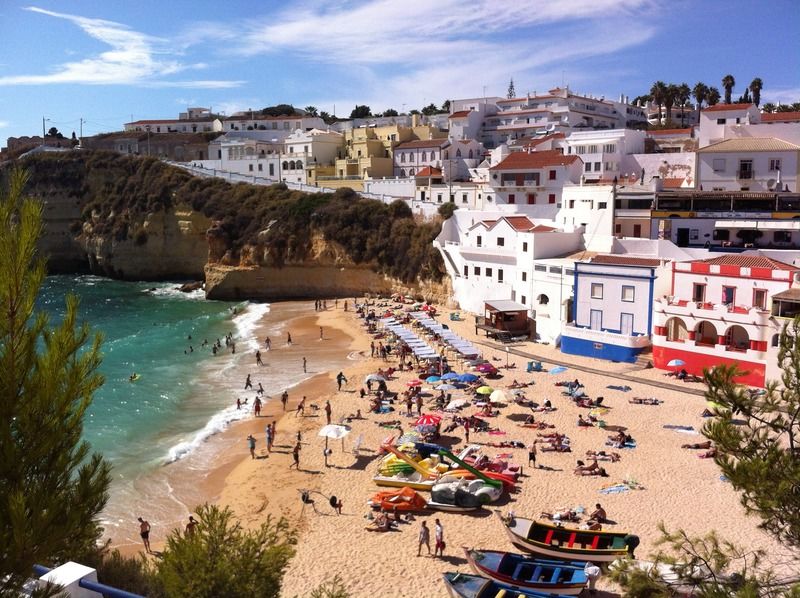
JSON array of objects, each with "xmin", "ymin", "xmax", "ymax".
[{"xmin": 2, "ymin": 3, "xmax": 800, "ymax": 596}]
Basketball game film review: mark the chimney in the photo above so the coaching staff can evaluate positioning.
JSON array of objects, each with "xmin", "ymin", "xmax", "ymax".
[
  {"xmin": 411, "ymin": 113, "xmax": 420, "ymax": 128},
  {"xmin": 651, "ymin": 176, "xmax": 663, "ymax": 192}
]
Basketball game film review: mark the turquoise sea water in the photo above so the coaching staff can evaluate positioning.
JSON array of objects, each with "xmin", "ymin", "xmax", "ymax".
[{"xmin": 37, "ymin": 276, "xmax": 244, "ymax": 474}]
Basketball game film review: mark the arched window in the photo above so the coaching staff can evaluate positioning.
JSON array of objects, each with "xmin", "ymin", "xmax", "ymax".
[
  {"xmin": 725, "ymin": 325, "xmax": 750, "ymax": 351},
  {"xmin": 695, "ymin": 321, "xmax": 717, "ymax": 345},
  {"xmin": 665, "ymin": 317, "xmax": 688, "ymax": 342},
  {"xmin": 772, "ymin": 334, "xmax": 780, "ymax": 347},
  {"xmin": 409, "ymin": 168, "xmax": 415, "ymax": 176},
  {"xmin": 456, "ymin": 149, "xmax": 462, "ymax": 158},
  {"xmin": 401, "ymin": 153, "xmax": 406, "ymax": 163},
  {"xmin": 468, "ymin": 149, "xmax": 474, "ymax": 158},
  {"xmin": 444, "ymin": 151, "xmax": 449, "ymax": 159},
  {"xmin": 296, "ymin": 160, "xmax": 303, "ymax": 170},
  {"xmin": 288, "ymin": 161, "xmax": 295, "ymax": 170},
  {"xmin": 400, "ymin": 169, "xmax": 406, "ymax": 177},
  {"xmin": 422, "ymin": 151, "xmax": 427, "ymax": 161},
  {"xmin": 431, "ymin": 152, "xmax": 437, "ymax": 160},
  {"xmin": 282, "ymin": 161, "xmax": 288, "ymax": 170},
  {"xmin": 537, "ymin": 294, "xmax": 549, "ymax": 305}
]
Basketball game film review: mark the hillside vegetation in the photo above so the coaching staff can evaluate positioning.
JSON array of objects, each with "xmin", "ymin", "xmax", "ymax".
[{"xmin": 18, "ymin": 151, "xmax": 445, "ymax": 283}]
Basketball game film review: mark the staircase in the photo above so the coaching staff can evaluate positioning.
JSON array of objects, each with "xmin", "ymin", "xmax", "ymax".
[
  {"xmin": 633, "ymin": 349, "xmax": 653, "ymax": 369},
  {"xmin": 496, "ymin": 331, "xmax": 513, "ymax": 344}
]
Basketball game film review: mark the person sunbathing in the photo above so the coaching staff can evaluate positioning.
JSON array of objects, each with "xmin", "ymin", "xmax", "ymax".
[
  {"xmin": 698, "ymin": 447, "xmax": 717, "ymax": 458},
  {"xmin": 586, "ymin": 450, "xmax": 621, "ymax": 462},
  {"xmin": 540, "ymin": 508, "xmax": 579, "ymax": 522},
  {"xmin": 508, "ymin": 380, "xmax": 528, "ymax": 389},
  {"xmin": 630, "ymin": 397, "xmax": 660, "ymax": 405},
  {"xmin": 365, "ymin": 512, "xmax": 394, "ymax": 532},
  {"xmin": 577, "ymin": 415, "xmax": 592, "ymax": 427},
  {"xmin": 681, "ymin": 441, "xmax": 712, "ymax": 450},
  {"xmin": 575, "ymin": 458, "xmax": 599, "ymax": 474},
  {"xmin": 524, "ymin": 414, "xmax": 536, "ymax": 425}
]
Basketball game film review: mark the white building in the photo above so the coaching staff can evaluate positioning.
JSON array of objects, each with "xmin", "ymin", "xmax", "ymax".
[
  {"xmin": 280, "ymin": 128, "xmax": 344, "ymax": 184},
  {"xmin": 697, "ymin": 104, "xmax": 760, "ymax": 147},
  {"xmin": 696, "ymin": 137, "xmax": 799, "ymax": 193},
  {"xmin": 561, "ymin": 255, "xmax": 670, "ymax": 362},
  {"xmin": 222, "ymin": 114, "xmax": 327, "ymax": 138},
  {"xmin": 393, "ymin": 138, "xmax": 450, "ymax": 177},
  {"xmin": 559, "ymin": 129, "xmax": 645, "ymax": 183},
  {"xmin": 486, "ymin": 149, "xmax": 583, "ymax": 215}
]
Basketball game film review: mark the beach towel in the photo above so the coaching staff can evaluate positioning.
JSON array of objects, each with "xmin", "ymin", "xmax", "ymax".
[
  {"xmin": 607, "ymin": 385, "xmax": 632, "ymax": 392},
  {"xmin": 599, "ymin": 484, "xmax": 630, "ymax": 495},
  {"xmin": 663, "ymin": 424, "xmax": 696, "ymax": 432},
  {"xmin": 488, "ymin": 429, "xmax": 507, "ymax": 435}
]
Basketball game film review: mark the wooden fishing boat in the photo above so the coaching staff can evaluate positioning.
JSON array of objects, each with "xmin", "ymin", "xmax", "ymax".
[
  {"xmin": 496, "ymin": 512, "xmax": 632, "ymax": 562},
  {"xmin": 464, "ymin": 549, "xmax": 587, "ymax": 595},
  {"xmin": 443, "ymin": 572, "xmax": 561, "ymax": 598}
]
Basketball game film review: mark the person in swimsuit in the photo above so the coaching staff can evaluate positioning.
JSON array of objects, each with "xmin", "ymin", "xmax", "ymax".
[{"xmin": 138, "ymin": 517, "xmax": 151, "ymax": 553}]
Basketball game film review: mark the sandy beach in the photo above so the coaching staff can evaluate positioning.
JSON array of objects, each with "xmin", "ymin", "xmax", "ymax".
[{"xmin": 120, "ymin": 297, "xmax": 791, "ymax": 596}]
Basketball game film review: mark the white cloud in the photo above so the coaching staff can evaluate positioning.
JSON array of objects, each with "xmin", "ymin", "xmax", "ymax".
[
  {"xmin": 0, "ymin": 120, "xmax": 9, "ymax": 128},
  {"xmin": 0, "ymin": 7, "xmax": 242, "ymax": 88},
  {"xmin": 235, "ymin": 0, "xmax": 656, "ymax": 109},
  {"xmin": 211, "ymin": 99, "xmax": 266, "ymax": 117},
  {"xmin": 763, "ymin": 87, "xmax": 800, "ymax": 106}
]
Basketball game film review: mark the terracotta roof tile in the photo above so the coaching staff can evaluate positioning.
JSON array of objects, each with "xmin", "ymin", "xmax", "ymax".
[
  {"xmin": 589, "ymin": 255, "xmax": 663, "ymax": 267},
  {"xmin": 693, "ymin": 254, "xmax": 798, "ymax": 271},
  {"xmin": 697, "ymin": 138, "xmax": 800, "ymax": 152},
  {"xmin": 489, "ymin": 149, "xmax": 580, "ymax": 170},
  {"xmin": 523, "ymin": 133, "xmax": 566, "ymax": 148},
  {"xmin": 647, "ymin": 128, "xmax": 693, "ymax": 136},
  {"xmin": 702, "ymin": 103, "xmax": 755, "ymax": 112},
  {"xmin": 761, "ymin": 111, "xmax": 800, "ymax": 122},
  {"xmin": 394, "ymin": 138, "xmax": 449, "ymax": 150},
  {"xmin": 414, "ymin": 166, "xmax": 442, "ymax": 177},
  {"xmin": 662, "ymin": 178, "xmax": 685, "ymax": 189},
  {"xmin": 449, "ymin": 110, "xmax": 472, "ymax": 119}
]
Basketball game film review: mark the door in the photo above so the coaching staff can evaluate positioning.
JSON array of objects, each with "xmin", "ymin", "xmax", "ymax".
[
  {"xmin": 620, "ymin": 313, "xmax": 634, "ymax": 336},
  {"xmin": 590, "ymin": 309, "xmax": 602, "ymax": 331},
  {"xmin": 676, "ymin": 228, "xmax": 690, "ymax": 247}
]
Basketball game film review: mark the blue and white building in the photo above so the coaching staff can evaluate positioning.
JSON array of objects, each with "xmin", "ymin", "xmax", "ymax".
[{"xmin": 560, "ymin": 254, "xmax": 671, "ymax": 363}]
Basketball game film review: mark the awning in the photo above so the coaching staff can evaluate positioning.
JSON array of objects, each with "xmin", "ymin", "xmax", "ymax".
[
  {"xmin": 714, "ymin": 220, "xmax": 800, "ymax": 231},
  {"xmin": 485, "ymin": 299, "xmax": 528, "ymax": 312}
]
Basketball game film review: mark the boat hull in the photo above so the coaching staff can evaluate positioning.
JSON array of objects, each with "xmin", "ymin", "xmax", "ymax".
[
  {"xmin": 464, "ymin": 549, "xmax": 586, "ymax": 595},
  {"xmin": 372, "ymin": 476, "xmax": 435, "ymax": 491}
]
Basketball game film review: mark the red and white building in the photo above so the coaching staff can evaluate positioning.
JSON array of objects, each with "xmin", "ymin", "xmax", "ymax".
[{"xmin": 652, "ymin": 254, "xmax": 798, "ymax": 387}]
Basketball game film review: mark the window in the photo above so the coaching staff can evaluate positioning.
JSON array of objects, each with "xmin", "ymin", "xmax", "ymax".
[
  {"xmin": 712, "ymin": 158, "xmax": 726, "ymax": 172},
  {"xmin": 535, "ymin": 265, "xmax": 547, "ymax": 272},
  {"xmin": 474, "ymin": 266, "xmax": 481, "ymax": 276},
  {"xmin": 549, "ymin": 266, "xmax": 562, "ymax": 274},
  {"xmin": 615, "ymin": 223, "xmax": 622, "ymax": 234},
  {"xmin": 522, "ymin": 242, "xmax": 528, "ymax": 252},
  {"xmin": 722, "ymin": 286, "xmax": 735, "ymax": 305},
  {"xmin": 584, "ymin": 163, "xmax": 592, "ymax": 173},
  {"xmin": 476, "ymin": 235, "xmax": 482, "ymax": 247},
  {"xmin": 456, "ymin": 149, "xmax": 462, "ymax": 158},
  {"xmin": 622, "ymin": 286, "xmax": 635, "ymax": 302},
  {"xmin": 437, "ymin": 193, "xmax": 442, "ymax": 202},
  {"xmin": 527, "ymin": 193, "xmax": 536, "ymax": 204},
  {"xmin": 497, "ymin": 237, "xmax": 505, "ymax": 247},
  {"xmin": 248, "ymin": 164, "xmax": 253, "ymax": 172},
  {"xmin": 690, "ymin": 229, "xmax": 699, "ymax": 241},
  {"xmin": 753, "ymin": 289, "xmax": 767, "ymax": 310},
  {"xmin": 738, "ymin": 160, "xmax": 753, "ymax": 179},
  {"xmin": 594, "ymin": 162, "xmax": 601, "ymax": 171},
  {"xmin": 772, "ymin": 334, "xmax": 780, "ymax": 347},
  {"xmin": 521, "ymin": 295, "xmax": 527, "ymax": 305},
  {"xmin": 591, "ymin": 283, "xmax": 603, "ymax": 299},
  {"xmin": 462, "ymin": 193, "xmax": 468, "ymax": 204},
  {"xmin": 598, "ymin": 201, "xmax": 607, "ymax": 209},
  {"xmin": 549, "ymin": 170, "xmax": 557, "ymax": 180},
  {"xmin": 565, "ymin": 269, "xmax": 574, "ymax": 276},
  {"xmin": 716, "ymin": 118, "xmax": 726, "ymax": 125},
  {"xmin": 588, "ymin": 145, "xmax": 598, "ymax": 153},
  {"xmin": 521, "ymin": 272, "xmax": 527, "ymax": 281},
  {"xmin": 568, "ymin": 200, "xmax": 575, "ymax": 208},
  {"xmin": 485, "ymin": 268, "xmax": 493, "ymax": 278},
  {"xmin": 258, "ymin": 164, "xmax": 263, "ymax": 171},
  {"xmin": 692, "ymin": 283, "xmax": 706, "ymax": 302},
  {"xmin": 770, "ymin": 158, "xmax": 782, "ymax": 171},
  {"xmin": 508, "ymin": 194, "xmax": 516, "ymax": 204},
  {"xmin": 463, "ymin": 265, "xmax": 468, "ymax": 277},
  {"xmin": 269, "ymin": 164, "xmax": 274, "ymax": 176},
  {"xmin": 713, "ymin": 229, "xmax": 730, "ymax": 241},
  {"xmin": 421, "ymin": 152, "xmax": 427, "ymax": 161},
  {"xmin": 775, "ymin": 231, "xmax": 792, "ymax": 243},
  {"xmin": 633, "ymin": 224, "xmax": 642, "ymax": 237},
  {"xmin": 401, "ymin": 153, "xmax": 406, "ymax": 163},
  {"xmin": 498, "ymin": 269, "xmax": 504, "ymax": 282},
  {"xmin": 603, "ymin": 143, "xmax": 616, "ymax": 153},
  {"xmin": 549, "ymin": 194, "xmax": 556, "ymax": 204}
]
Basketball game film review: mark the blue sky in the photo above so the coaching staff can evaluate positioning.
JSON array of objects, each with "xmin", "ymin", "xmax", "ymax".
[{"xmin": 1, "ymin": 0, "xmax": 798, "ymax": 142}]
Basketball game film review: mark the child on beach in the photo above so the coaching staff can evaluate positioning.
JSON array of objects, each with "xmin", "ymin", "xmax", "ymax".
[
  {"xmin": 244, "ymin": 374, "xmax": 252, "ymax": 390},
  {"xmin": 290, "ymin": 442, "xmax": 301, "ymax": 469},
  {"xmin": 247, "ymin": 435, "xmax": 256, "ymax": 459}
]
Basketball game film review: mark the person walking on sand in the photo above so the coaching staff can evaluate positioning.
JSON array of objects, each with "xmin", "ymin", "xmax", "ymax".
[
  {"xmin": 290, "ymin": 442, "xmax": 301, "ymax": 469},
  {"xmin": 244, "ymin": 374, "xmax": 252, "ymax": 390},
  {"xmin": 281, "ymin": 390, "xmax": 289, "ymax": 411},
  {"xmin": 416, "ymin": 394, "xmax": 423, "ymax": 416},
  {"xmin": 236, "ymin": 398, "xmax": 241, "ymax": 410},
  {"xmin": 247, "ymin": 434, "xmax": 256, "ymax": 459},
  {"xmin": 325, "ymin": 400, "xmax": 332, "ymax": 424},
  {"xmin": 319, "ymin": 326, "xmax": 323, "ymax": 340},
  {"xmin": 138, "ymin": 517, "xmax": 152, "ymax": 553},
  {"xmin": 185, "ymin": 516, "xmax": 198, "ymax": 536},
  {"xmin": 287, "ymin": 332, "xmax": 292, "ymax": 345},
  {"xmin": 528, "ymin": 442, "xmax": 537, "ymax": 469},
  {"xmin": 265, "ymin": 423, "xmax": 272, "ymax": 453},
  {"xmin": 265, "ymin": 336, "xmax": 271, "ymax": 350},
  {"xmin": 296, "ymin": 396, "xmax": 306, "ymax": 417},
  {"xmin": 269, "ymin": 422, "xmax": 276, "ymax": 451},
  {"xmin": 464, "ymin": 420, "xmax": 470, "ymax": 443},
  {"xmin": 370, "ymin": 341, "xmax": 375, "ymax": 358},
  {"xmin": 434, "ymin": 518, "xmax": 445, "ymax": 558},
  {"xmin": 417, "ymin": 521, "xmax": 431, "ymax": 556},
  {"xmin": 303, "ymin": 357, "xmax": 307, "ymax": 373},
  {"xmin": 256, "ymin": 350, "xmax": 263, "ymax": 366},
  {"xmin": 336, "ymin": 371, "xmax": 347, "ymax": 391}
]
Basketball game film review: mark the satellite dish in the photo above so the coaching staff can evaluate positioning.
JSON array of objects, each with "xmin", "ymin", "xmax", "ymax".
[{"xmin": 767, "ymin": 178, "xmax": 777, "ymax": 190}]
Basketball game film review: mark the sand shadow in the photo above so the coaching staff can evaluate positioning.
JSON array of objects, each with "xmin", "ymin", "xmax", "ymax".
[
  {"xmin": 533, "ymin": 465, "xmax": 563, "ymax": 472},
  {"xmin": 436, "ymin": 554, "xmax": 468, "ymax": 566},
  {"xmin": 347, "ymin": 453, "xmax": 382, "ymax": 470},
  {"xmin": 506, "ymin": 413, "xmax": 534, "ymax": 422}
]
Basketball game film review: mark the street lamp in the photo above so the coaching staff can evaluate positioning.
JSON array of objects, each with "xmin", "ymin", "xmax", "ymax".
[
  {"xmin": 41, "ymin": 117, "xmax": 50, "ymax": 145},
  {"xmin": 145, "ymin": 125, "xmax": 151, "ymax": 156}
]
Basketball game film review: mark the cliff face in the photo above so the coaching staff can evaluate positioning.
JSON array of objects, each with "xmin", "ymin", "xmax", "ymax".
[{"xmin": 79, "ymin": 207, "xmax": 211, "ymax": 280}]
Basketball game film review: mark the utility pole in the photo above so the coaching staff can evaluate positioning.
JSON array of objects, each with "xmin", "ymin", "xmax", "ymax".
[
  {"xmin": 79, "ymin": 117, "xmax": 84, "ymax": 147},
  {"xmin": 41, "ymin": 116, "xmax": 46, "ymax": 145}
]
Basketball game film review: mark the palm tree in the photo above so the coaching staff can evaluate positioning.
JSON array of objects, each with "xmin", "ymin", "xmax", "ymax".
[
  {"xmin": 650, "ymin": 81, "xmax": 667, "ymax": 123},
  {"xmin": 722, "ymin": 74, "xmax": 736, "ymax": 104},
  {"xmin": 749, "ymin": 78, "xmax": 763, "ymax": 107},
  {"xmin": 761, "ymin": 102, "xmax": 777, "ymax": 113},
  {"xmin": 707, "ymin": 87, "xmax": 721, "ymax": 106},
  {"xmin": 693, "ymin": 82, "xmax": 709, "ymax": 111},
  {"xmin": 676, "ymin": 83, "xmax": 691, "ymax": 126},
  {"xmin": 304, "ymin": 106, "xmax": 319, "ymax": 117},
  {"xmin": 664, "ymin": 84, "xmax": 679, "ymax": 124}
]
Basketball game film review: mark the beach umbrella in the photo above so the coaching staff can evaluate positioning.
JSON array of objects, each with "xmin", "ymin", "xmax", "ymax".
[
  {"xmin": 441, "ymin": 372, "xmax": 460, "ymax": 380},
  {"xmin": 476, "ymin": 386, "xmax": 494, "ymax": 395},
  {"xmin": 446, "ymin": 398, "xmax": 468, "ymax": 410},
  {"xmin": 435, "ymin": 383, "xmax": 457, "ymax": 391},
  {"xmin": 364, "ymin": 374, "xmax": 386, "ymax": 383},
  {"xmin": 667, "ymin": 359, "xmax": 685, "ymax": 367},
  {"xmin": 457, "ymin": 373, "xmax": 480, "ymax": 383},
  {"xmin": 489, "ymin": 389, "xmax": 507, "ymax": 403},
  {"xmin": 407, "ymin": 380, "xmax": 423, "ymax": 387},
  {"xmin": 318, "ymin": 424, "xmax": 351, "ymax": 453},
  {"xmin": 426, "ymin": 375, "xmax": 441, "ymax": 383},
  {"xmin": 476, "ymin": 363, "xmax": 497, "ymax": 373},
  {"xmin": 549, "ymin": 366, "xmax": 568, "ymax": 375},
  {"xmin": 415, "ymin": 413, "xmax": 442, "ymax": 426}
]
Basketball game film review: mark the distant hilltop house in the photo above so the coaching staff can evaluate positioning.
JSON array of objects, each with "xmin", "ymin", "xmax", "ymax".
[{"xmin": 124, "ymin": 106, "xmax": 223, "ymax": 134}]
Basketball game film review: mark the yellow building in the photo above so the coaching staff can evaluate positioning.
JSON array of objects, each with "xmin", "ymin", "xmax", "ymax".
[{"xmin": 330, "ymin": 115, "xmax": 447, "ymax": 182}]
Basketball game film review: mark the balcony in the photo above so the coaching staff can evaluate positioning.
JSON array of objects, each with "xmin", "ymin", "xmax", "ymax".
[{"xmin": 737, "ymin": 170, "xmax": 754, "ymax": 180}]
